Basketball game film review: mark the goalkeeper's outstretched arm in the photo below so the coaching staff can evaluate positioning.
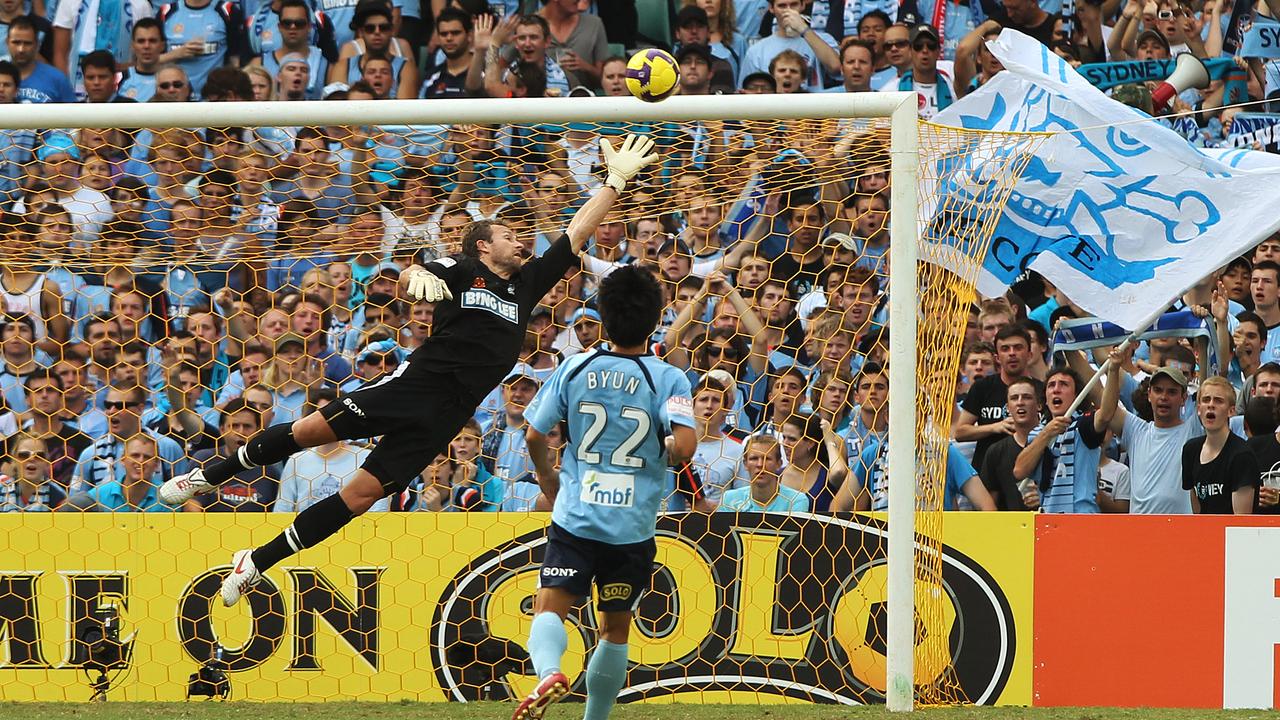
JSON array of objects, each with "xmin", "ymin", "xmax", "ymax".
[{"xmin": 566, "ymin": 134, "xmax": 661, "ymax": 253}]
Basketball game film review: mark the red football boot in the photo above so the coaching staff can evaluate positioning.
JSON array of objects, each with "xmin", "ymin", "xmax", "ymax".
[{"xmin": 511, "ymin": 672, "xmax": 570, "ymax": 720}]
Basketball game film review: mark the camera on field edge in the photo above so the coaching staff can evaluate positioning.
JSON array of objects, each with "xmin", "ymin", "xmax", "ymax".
[
  {"xmin": 74, "ymin": 605, "xmax": 128, "ymax": 701},
  {"xmin": 76, "ymin": 606, "xmax": 126, "ymax": 668},
  {"xmin": 187, "ymin": 647, "xmax": 231, "ymax": 700}
]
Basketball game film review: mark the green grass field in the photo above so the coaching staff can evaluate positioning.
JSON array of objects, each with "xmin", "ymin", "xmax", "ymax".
[{"xmin": 0, "ymin": 704, "xmax": 1274, "ymax": 720}]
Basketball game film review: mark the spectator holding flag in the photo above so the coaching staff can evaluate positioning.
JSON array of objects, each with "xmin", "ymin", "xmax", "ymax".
[
  {"xmin": 1097, "ymin": 348, "xmax": 1203, "ymax": 514},
  {"xmin": 1013, "ymin": 366, "xmax": 1106, "ymax": 514}
]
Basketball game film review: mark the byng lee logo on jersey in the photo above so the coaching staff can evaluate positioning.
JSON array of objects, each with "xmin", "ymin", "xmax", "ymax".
[
  {"xmin": 459, "ymin": 288, "xmax": 518, "ymax": 323},
  {"xmin": 582, "ymin": 471, "xmax": 635, "ymax": 507}
]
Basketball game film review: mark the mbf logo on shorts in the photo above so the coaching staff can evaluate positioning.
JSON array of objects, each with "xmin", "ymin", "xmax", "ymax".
[
  {"xmin": 460, "ymin": 289, "xmax": 518, "ymax": 323},
  {"xmin": 600, "ymin": 583, "xmax": 631, "ymax": 602},
  {"xmin": 342, "ymin": 397, "xmax": 365, "ymax": 418},
  {"xmin": 582, "ymin": 472, "xmax": 634, "ymax": 508}
]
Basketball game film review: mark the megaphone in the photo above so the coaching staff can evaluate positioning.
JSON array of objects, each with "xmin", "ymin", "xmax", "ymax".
[{"xmin": 1151, "ymin": 53, "xmax": 1210, "ymax": 112}]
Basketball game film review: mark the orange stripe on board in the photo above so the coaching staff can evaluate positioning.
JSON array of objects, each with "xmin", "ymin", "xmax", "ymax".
[{"xmin": 1034, "ymin": 515, "xmax": 1227, "ymax": 708}]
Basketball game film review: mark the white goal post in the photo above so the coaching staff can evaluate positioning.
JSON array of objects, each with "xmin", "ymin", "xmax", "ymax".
[{"xmin": 0, "ymin": 93, "xmax": 921, "ymax": 711}]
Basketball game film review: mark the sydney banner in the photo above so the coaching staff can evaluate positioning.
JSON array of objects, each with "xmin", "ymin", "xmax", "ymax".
[{"xmin": 0, "ymin": 513, "xmax": 1032, "ymax": 704}]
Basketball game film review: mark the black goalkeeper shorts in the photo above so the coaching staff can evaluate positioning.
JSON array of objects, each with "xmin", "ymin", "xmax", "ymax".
[
  {"xmin": 321, "ymin": 359, "xmax": 478, "ymax": 494},
  {"xmin": 538, "ymin": 522, "xmax": 657, "ymax": 613}
]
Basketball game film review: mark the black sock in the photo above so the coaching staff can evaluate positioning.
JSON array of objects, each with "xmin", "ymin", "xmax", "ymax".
[
  {"xmin": 250, "ymin": 493, "xmax": 355, "ymax": 572},
  {"xmin": 204, "ymin": 423, "xmax": 303, "ymax": 486}
]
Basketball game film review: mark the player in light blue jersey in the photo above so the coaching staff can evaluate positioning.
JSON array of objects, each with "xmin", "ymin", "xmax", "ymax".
[{"xmin": 515, "ymin": 265, "xmax": 696, "ymax": 720}]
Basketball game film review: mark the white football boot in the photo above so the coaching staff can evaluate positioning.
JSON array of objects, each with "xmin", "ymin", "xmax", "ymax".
[
  {"xmin": 221, "ymin": 549, "xmax": 263, "ymax": 607},
  {"xmin": 158, "ymin": 468, "xmax": 215, "ymax": 506}
]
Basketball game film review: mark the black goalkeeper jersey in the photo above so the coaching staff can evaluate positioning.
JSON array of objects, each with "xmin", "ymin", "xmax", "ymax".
[{"xmin": 410, "ymin": 233, "xmax": 579, "ymax": 400}]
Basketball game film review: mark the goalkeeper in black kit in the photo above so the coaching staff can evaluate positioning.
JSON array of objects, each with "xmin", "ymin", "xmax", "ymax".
[{"xmin": 157, "ymin": 135, "xmax": 662, "ymax": 607}]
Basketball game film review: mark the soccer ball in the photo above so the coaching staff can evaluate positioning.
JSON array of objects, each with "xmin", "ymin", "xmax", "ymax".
[{"xmin": 625, "ymin": 49, "xmax": 680, "ymax": 102}]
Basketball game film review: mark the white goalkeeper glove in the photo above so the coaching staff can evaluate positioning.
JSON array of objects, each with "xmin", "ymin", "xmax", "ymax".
[
  {"xmin": 601, "ymin": 134, "xmax": 660, "ymax": 193},
  {"xmin": 403, "ymin": 266, "xmax": 453, "ymax": 303}
]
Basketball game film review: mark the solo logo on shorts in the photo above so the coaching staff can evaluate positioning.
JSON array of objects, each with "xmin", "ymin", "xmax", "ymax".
[{"xmin": 600, "ymin": 583, "xmax": 631, "ymax": 602}]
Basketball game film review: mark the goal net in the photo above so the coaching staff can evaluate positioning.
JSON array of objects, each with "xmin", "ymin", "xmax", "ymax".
[{"xmin": 0, "ymin": 95, "xmax": 1042, "ymax": 706}]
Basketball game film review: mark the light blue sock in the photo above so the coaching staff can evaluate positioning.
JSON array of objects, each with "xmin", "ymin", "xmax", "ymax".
[
  {"xmin": 528, "ymin": 612, "xmax": 568, "ymax": 680},
  {"xmin": 582, "ymin": 640, "xmax": 629, "ymax": 720}
]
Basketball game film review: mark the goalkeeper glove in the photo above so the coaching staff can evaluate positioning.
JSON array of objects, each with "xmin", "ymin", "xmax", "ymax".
[
  {"xmin": 403, "ymin": 266, "xmax": 453, "ymax": 303},
  {"xmin": 601, "ymin": 134, "xmax": 660, "ymax": 193}
]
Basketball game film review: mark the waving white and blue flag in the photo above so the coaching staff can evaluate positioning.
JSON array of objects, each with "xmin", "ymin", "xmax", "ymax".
[{"xmin": 930, "ymin": 30, "xmax": 1280, "ymax": 331}]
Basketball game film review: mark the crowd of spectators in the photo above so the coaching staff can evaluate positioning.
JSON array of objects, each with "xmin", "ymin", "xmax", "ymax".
[{"xmin": 0, "ymin": 0, "xmax": 1276, "ymax": 515}]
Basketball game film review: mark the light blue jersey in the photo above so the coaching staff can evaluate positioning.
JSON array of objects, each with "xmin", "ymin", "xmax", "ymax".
[
  {"xmin": 261, "ymin": 46, "xmax": 328, "ymax": 99},
  {"xmin": 116, "ymin": 67, "xmax": 156, "ymax": 100},
  {"xmin": 718, "ymin": 484, "xmax": 809, "ymax": 513},
  {"xmin": 314, "ymin": 0, "xmax": 357, "ymax": 46},
  {"xmin": 83, "ymin": 479, "xmax": 179, "ymax": 512},
  {"xmin": 158, "ymin": 0, "xmax": 243, "ymax": 98},
  {"xmin": 0, "ymin": 129, "xmax": 36, "ymax": 207},
  {"xmin": 69, "ymin": 430, "xmax": 188, "ymax": 495},
  {"xmin": 1264, "ymin": 323, "xmax": 1280, "ymax": 365},
  {"xmin": 344, "ymin": 53, "xmax": 407, "ymax": 90},
  {"xmin": 856, "ymin": 437, "xmax": 977, "ymax": 511},
  {"xmin": 247, "ymin": 0, "xmax": 331, "ymax": 55},
  {"xmin": 907, "ymin": 0, "xmax": 977, "ymax": 60},
  {"xmin": 526, "ymin": 349, "xmax": 694, "ymax": 545}
]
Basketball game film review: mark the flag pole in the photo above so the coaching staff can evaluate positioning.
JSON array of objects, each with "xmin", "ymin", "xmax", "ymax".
[{"xmin": 1061, "ymin": 303, "xmax": 1172, "ymax": 417}]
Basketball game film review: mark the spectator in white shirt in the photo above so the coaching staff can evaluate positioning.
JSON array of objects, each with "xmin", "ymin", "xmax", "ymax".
[{"xmin": 1097, "ymin": 349, "xmax": 1203, "ymax": 514}]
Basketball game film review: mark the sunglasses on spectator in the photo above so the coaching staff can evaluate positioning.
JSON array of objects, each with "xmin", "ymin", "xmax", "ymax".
[
  {"xmin": 280, "ymin": 18, "xmax": 310, "ymax": 27},
  {"xmin": 914, "ymin": 41, "xmax": 939, "ymax": 51},
  {"xmin": 885, "ymin": 39, "xmax": 910, "ymax": 48},
  {"xmin": 247, "ymin": 400, "xmax": 272, "ymax": 411},
  {"xmin": 708, "ymin": 346, "xmax": 740, "ymax": 360},
  {"xmin": 365, "ymin": 354, "xmax": 399, "ymax": 368},
  {"xmin": 103, "ymin": 400, "xmax": 143, "ymax": 410},
  {"xmin": 363, "ymin": 22, "xmax": 392, "ymax": 32},
  {"xmin": 158, "ymin": 80, "xmax": 186, "ymax": 90},
  {"xmin": 14, "ymin": 449, "xmax": 42, "ymax": 460}
]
